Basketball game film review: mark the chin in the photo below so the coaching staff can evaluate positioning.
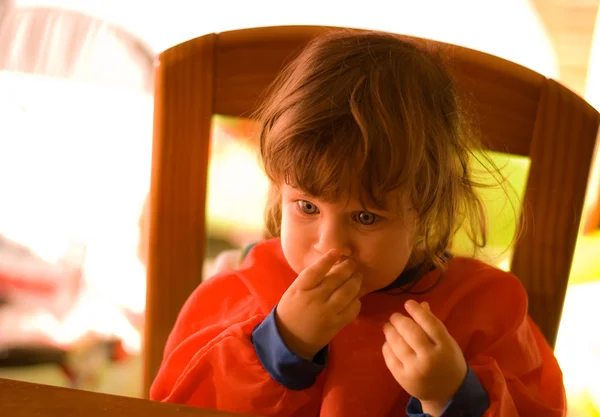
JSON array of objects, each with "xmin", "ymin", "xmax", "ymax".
[
  {"xmin": 358, "ymin": 284, "xmax": 377, "ymax": 298},
  {"xmin": 288, "ymin": 260, "xmax": 305, "ymax": 276}
]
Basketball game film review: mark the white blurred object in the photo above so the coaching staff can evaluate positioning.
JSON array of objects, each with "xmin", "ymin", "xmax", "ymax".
[
  {"xmin": 582, "ymin": 6, "xmax": 600, "ymax": 231},
  {"xmin": 554, "ymin": 281, "xmax": 600, "ymax": 413},
  {"xmin": 575, "ymin": 6, "xmax": 600, "ymax": 412},
  {"xmin": 16, "ymin": 0, "xmax": 558, "ymax": 78},
  {"xmin": 0, "ymin": 73, "xmax": 151, "ymax": 352},
  {"xmin": 586, "ymin": 5, "xmax": 600, "ymax": 111},
  {"xmin": 0, "ymin": 235, "xmax": 83, "ymax": 317},
  {"xmin": 0, "ymin": 5, "xmax": 153, "ymax": 92},
  {"xmin": 0, "ymin": 6, "xmax": 152, "ymax": 353}
]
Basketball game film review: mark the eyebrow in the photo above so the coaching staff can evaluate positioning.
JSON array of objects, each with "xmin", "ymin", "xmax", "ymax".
[
  {"xmin": 286, "ymin": 184, "xmax": 407, "ymax": 214},
  {"xmin": 293, "ymin": 192, "xmax": 390, "ymax": 213}
]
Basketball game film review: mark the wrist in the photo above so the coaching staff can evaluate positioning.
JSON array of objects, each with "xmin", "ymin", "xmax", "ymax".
[
  {"xmin": 419, "ymin": 399, "xmax": 448, "ymax": 417},
  {"xmin": 274, "ymin": 309, "xmax": 321, "ymax": 360},
  {"xmin": 285, "ymin": 336, "xmax": 320, "ymax": 361}
]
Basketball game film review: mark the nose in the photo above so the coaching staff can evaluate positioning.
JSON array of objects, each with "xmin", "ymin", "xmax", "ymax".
[{"xmin": 313, "ymin": 219, "xmax": 353, "ymax": 257}]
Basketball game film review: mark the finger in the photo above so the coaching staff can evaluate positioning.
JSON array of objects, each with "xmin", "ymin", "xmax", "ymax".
[
  {"xmin": 327, "ymin": 271, "xmax": 362, "ymax": 306},
  {"xmin": 389, "ymin": 312, "xmax": 435, "ymax": 352},
  {"xmin": 382, "ymin": 341, "xmax": 404, "ymax": 373},
  {"xmin": 383, "ymin": 322, "xmax": 415, "ymax": 359},
  {"xmin": 327, "ymin": 258, "xmax": 357, "ymax": 281},
  {"xmin": 336, "ymin": 296, "xmax": 361, "ymax": 323},
  {"xmin": 295, "ymin": 249, "xmax": 341, "ymax": 289},
  {"xmin": 319, "ymin": 259, "xmax": 357, "ymax": 295},
  {"xmin": 404, "ymin": 299, "xmax": 447, "ymax": 343}
]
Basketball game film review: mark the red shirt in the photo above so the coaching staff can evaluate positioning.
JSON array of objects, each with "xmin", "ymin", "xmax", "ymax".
[{"xmin": 151, "ymin": 238, "xmax": 566, "ymax": 416}]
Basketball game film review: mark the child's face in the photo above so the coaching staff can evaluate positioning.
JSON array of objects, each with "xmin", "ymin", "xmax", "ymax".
[{"xmin": 280, "ymin": 184, "xmax": 418, "ymax": 297}]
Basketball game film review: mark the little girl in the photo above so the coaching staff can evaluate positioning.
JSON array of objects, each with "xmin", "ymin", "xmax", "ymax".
[{"xmin": 150, "ymin": 30, "xmax": 566, "ymax": 417}]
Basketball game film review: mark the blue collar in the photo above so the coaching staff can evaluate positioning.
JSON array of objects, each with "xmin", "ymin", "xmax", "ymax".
[{"xmin": 377, "ymin": 252, "xmax": 452, "ymax": 293}]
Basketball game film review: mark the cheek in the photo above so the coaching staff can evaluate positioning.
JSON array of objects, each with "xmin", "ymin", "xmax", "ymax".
[
  {"xmin": 359, "ymin": 227, "xmax": 417, "ymax": 290},
  {"xmin": 280, "ymin": 208, "xmax": 311, "ymax": 274},
  {"xmin": 280, "ymin": 207, "xmax": 301, "ymax": 246},
  {"xmin": 363, "ymin": 237, "xmax": 411, "ymax": 270}
]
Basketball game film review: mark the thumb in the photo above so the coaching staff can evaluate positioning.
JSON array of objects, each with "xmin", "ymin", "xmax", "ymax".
[{"xmin": 295, "ymin": 249, "xmax": 341, "ymax": 289}]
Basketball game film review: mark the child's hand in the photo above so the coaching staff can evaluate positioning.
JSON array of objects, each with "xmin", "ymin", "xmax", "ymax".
[
  {"xmin": 382, "ymin": 300, "xmax": 467, "ymax": 416},
  {"xmin": 276, "ymin": 249, "xmax": 362, "ymax": 360}
]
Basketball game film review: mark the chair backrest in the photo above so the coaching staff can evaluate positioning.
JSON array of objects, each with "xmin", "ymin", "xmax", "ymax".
[{"xmin": 144, "ymin": 25, "xmax": 600, "ymax": 394}]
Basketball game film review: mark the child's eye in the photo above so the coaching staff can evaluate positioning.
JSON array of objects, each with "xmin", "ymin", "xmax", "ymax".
[
  {"xmin": 355, "ymin": 211, "xmax": 378, "ymax": 225},
  {"xmin": 297, "ymin": 200, "xmax": 319, "ymax": 215}
]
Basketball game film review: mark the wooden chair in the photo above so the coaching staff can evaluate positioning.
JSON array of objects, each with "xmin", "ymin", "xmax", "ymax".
[
  {"xmin": 0, "ymin": 378, "xmax": 253, "ymax": 417},
  {"xmin": 144, "ymin": 25, "xmax": 600, "ymax": 395}
]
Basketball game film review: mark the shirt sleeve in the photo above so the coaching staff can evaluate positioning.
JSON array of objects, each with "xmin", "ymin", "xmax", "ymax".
[
  {"xmin": 150, "ymin": 272, "xmax": 323, "ymax": 417},
  {"xmin": 405, "ymin": 365, "xmax": 489, "ymax": 416},
  {"xmin": 252, "ymin": 305, "xmax": 328, "ymax": 390},
  {"xmin": 439, "ymin": 266, "xmax": 567, "ymax": 417}
]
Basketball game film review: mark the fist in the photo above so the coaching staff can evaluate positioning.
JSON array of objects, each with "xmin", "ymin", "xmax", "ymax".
[
  {"xmin": 382, "ymin": 300, "xmax": 467, "ymax": 415},
  {"xmin": 276, "ymin": 249, "xmax": 362, "ymax": 360}
]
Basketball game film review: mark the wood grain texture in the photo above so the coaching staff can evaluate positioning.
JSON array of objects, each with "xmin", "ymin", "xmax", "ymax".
[
  {"xmin": 512, "ymin": 79, "xmax": 600, "ymax": 346},
  {"xmin": 144, "ymin": 25, "xmax": 600, "ymax": 396},
  {"xmin": 144, "ymin": 34, "xmax": 216, "ymax": 394},
  {"xmin": 0, "ymin": 378, "xmax": 256, "ymax": 417}
]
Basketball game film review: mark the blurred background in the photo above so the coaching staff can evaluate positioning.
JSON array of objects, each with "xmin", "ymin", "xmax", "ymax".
[{"xmin": 0, "ymin": 1, "xmax": 599, "ymax": 416}]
